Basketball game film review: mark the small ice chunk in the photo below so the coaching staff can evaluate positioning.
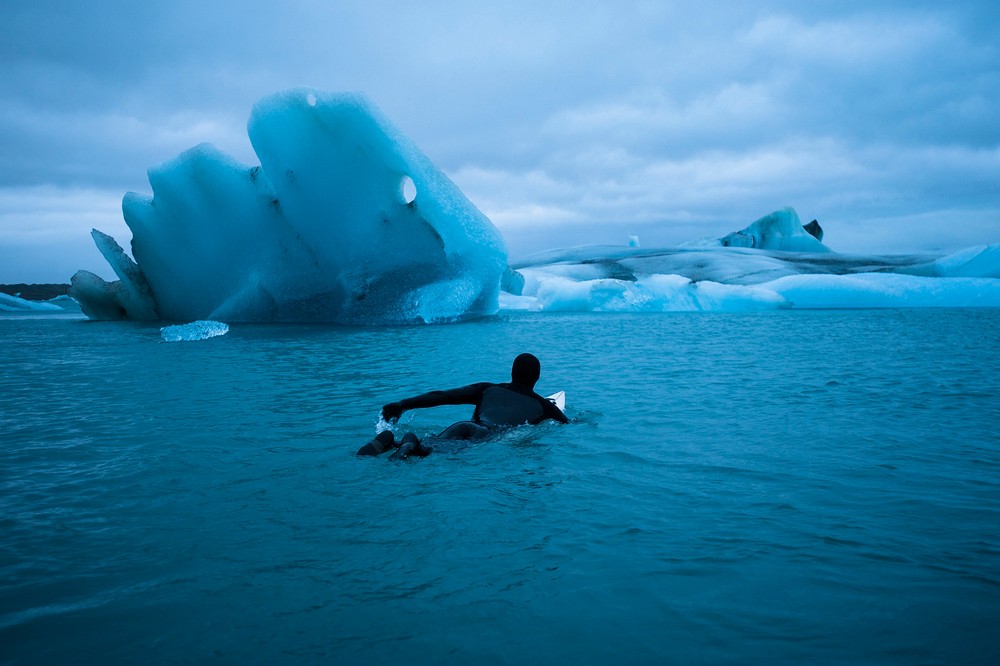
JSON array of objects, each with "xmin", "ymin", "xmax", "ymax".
[{"xmin": 160, "ymin": 320, "xmax": 230, "ymax": 342}]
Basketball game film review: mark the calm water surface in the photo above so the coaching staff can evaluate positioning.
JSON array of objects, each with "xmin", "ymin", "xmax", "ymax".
[{"xmin": 2, "ymin": 310, "xmax": 999, "ymax": 664}]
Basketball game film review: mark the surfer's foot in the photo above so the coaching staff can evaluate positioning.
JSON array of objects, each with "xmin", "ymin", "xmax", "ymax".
[
  {"xmin": 356, "ymin": 430, "xmax": 396, "ymax": 456},
  {"xmin": 404, "ymin": 432, "xmax": 433, "ymax": 457},
  {"xmin": 389, "ymin": 433, "xmax": 432, "ymax": 460}
]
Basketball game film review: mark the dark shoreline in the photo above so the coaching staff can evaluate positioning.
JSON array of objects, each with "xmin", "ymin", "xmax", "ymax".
[{"xmin": 0, "ymin": 284, "xmax": 71, "ymax": 301}]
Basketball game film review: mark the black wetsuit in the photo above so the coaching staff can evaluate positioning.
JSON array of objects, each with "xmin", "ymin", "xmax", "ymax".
[
  {"xmin": 395, "ymin": 381, "xmax": 568, "ymax": 431},
  {"xmin": 372, "ymin": 381, "xmax": 567, "ymax": 458}
]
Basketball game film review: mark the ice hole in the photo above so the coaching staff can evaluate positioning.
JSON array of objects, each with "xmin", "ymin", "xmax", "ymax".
[{"xmin": 401, "ymin": 175, "xmax": 417, "ymax": 204}]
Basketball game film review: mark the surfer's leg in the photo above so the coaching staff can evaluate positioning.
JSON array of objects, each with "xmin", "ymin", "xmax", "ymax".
[
  {"xmin": 356, "ymin": 430, "xmax": 396, "ymax": 456},
  {"xmin": 437, "ymin": 421, "xmax": 492, "ymax": 441},
  {"xmin": 389, "ymin": 432, "xmax": 433, "ymax": 460}
]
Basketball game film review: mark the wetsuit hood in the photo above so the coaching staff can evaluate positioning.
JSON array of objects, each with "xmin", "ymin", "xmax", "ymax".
[{"xmin": 511, "ymin": 353, "xmax": 540, "ymax": 389}]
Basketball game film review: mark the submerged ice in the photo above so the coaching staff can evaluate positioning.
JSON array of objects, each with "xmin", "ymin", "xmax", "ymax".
[{"xmin": 70, "ymin": 89, "xmax": 506, "ymax": 324}]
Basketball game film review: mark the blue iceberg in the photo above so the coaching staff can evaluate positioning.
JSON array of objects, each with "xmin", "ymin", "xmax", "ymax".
[
  {"xmin": 70, "ymin": 89, "xmax": 507, "ymax": 324},
  {"xmin": 717, "ymin": 207, "xmax": 831, "ymax": 253},
  {"xmin": 502, "ymin": 212, "xmax": 1000, "ymax": 312},
  {"xmin": 0, "ymin": 292, "xmax": 81, "ymax": 314},
  {"xmin": 66, "ymin": 88, "xmax": 998, "ymax": 320}
]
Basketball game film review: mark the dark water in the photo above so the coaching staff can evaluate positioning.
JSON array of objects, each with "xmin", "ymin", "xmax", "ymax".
[{"xmin": 2, "ymin": 310, "xmax": 999, "ymax": 664}]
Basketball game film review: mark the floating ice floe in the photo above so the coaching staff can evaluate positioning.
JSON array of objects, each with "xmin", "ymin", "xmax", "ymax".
[
  {"xmin": 160, "ymin": 320, "xmax": 230, "ymax": 342},
  {"xmin": 503, "ymin": 211, "xmax": 1000, "ymax": 312},
  {"xmin": 70, "ymin": 89, "xmax": 506, "ymax": 325},
  {"xmin": 0, "ymin": 293, "xmax": 81, "ymax": 314}
]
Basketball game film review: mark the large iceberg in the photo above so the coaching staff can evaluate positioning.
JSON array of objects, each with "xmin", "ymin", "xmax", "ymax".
[
  {"xmin": 66, "ymin": 88, "xmax": 998, "ymax": 320},
  {"xmin": 503, "ymin": 212, "xmax": 1000, "ymax": 312},
  {"xmin": 70, "ymin": 89, "xmax": 507, "ymax": 324}
]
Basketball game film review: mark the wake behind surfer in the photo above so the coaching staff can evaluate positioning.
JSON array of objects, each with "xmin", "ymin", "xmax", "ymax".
[{"xmin": 357, "ymin": 353, "xmax": 568, "ymax": 459}]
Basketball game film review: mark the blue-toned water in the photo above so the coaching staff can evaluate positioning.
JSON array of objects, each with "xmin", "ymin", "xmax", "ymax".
[{"xmin": 2, "ymin": 310, "xmax": 999, "ymax": 664}]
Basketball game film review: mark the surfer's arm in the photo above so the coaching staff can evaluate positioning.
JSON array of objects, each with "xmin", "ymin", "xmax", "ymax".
[
  {"xmin": 382, "ymin": 383, "xmax": 490, "ymax": 421},
  {"xmin": 542, "ymin": 398, "xmax": 569, "ymax": 423}
]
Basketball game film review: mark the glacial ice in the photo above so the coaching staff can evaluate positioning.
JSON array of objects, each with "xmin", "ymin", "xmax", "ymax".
[
  {"xmin": 501, "ymin": 266, "xmax": 1000, "ymax": 313},
  {"xmin": 70, "ymin": 89, "xmax": 507, "ymax": 324},
  {"xmin": 65, "ymin": 86, "xmax": 998, "ymax": 320},
  {"xmin": 504, "ymin": 214, "xmax": 1000, "ymax": 312},
  {"xmin": 160, "ymin": 320, "xmax": 230, "ymax": 342},
  {"xmin": 683, "ymin": 207, "xmax": 832, "ymax": 253},
  {"xmin": 0, "ymin": 293, "xmax": 81, "ymax": 314},
  {"xmin": 894, "ymin": 244, "xmax": 1000, "ymax": 279},
  {"xmin": 722, "ymin": 207, "xmax": 830, "ymax": 252}
]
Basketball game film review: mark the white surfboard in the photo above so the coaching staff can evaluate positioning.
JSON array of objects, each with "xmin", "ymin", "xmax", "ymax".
[{"xmin": 546, "ymin": 391, "xmax": 566, "ymax": 411}]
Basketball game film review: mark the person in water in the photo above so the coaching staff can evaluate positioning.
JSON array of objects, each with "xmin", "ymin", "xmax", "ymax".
[{"xmin": 357, "ymin": 353, "xmax": 568, "ymax": 459}]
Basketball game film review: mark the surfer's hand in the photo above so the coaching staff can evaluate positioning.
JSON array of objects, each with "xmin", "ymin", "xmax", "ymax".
[{"xmin": 382, "ymin": 402, "xmax": 403, "ymax": 422}]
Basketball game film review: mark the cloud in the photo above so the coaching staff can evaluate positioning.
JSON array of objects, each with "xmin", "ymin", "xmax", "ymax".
[
  {"xmin": 1, "ymin": 1, "xmax": 998, "ymax": 281},
  {"xmin": 0, "ymin": 95, "xmax": 251, "ymax": 190},
  {"xmin": 0, "ymin": 186, "xmax": 128, "ymax": 282},
  {"xmin": 741, "ymin": 12, "xmax": 950, "ymax": 65},
  {"xmin": 458, "ymin": 134, "xmax": 1000, "ymax": 256}
]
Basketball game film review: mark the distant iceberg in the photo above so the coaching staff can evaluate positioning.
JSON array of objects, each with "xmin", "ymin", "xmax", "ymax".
[
  {"xmin": 720, "ymin": 207, "xmax": 830, "ymax": 253},
  {"xmin": 70, "ymin": 89, "xmax": 507, "ymax": 324},
  {"xmin": 683, "ymin": 207, "xmax": 831, "ymax": 253},
  {"xmin": 0, "ymin": 292, "xmax": 81, "ymax": 314},
  {"xmin": 503, "ymin": 212, "xmax": 1000, "ymax": 312}
]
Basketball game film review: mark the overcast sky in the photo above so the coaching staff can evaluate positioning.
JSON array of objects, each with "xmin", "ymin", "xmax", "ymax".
[{"xmin": 1, "ymin": 0, "xmax": 998, "ymax": 282}]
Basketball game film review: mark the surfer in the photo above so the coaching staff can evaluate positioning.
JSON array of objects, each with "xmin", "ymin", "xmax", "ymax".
[{"xmin": 357, "ymin": 353, "xmax": 568, "ymax": 459}]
